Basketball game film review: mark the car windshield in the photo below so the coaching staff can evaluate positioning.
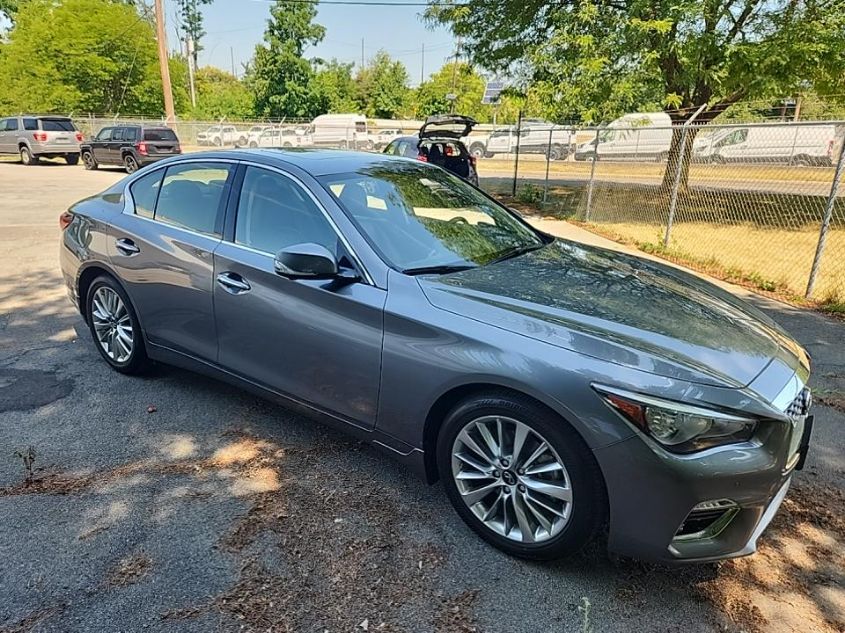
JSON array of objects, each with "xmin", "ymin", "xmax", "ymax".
[{"xmin": 319, "ymin": 162, "xmax": 543, "ymax": 272}]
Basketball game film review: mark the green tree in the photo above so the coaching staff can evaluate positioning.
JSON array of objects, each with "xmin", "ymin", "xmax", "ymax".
[
  {"xmin": 312, "ymin": 58, "xmax": 358, "ymax": 113},
  {"xmin": 0, "ymin": 0, "xmax": 184, "ymax": 116},
  {"xmin": 188, "ymin": 66, "xmax": 254, "ymax": 119},
  {"xmin": 428, "ymin": 0, "xmax": 845, "ymax": 185},
  {"xmin": 177, "ymin": 0, "xmax": 213, "ymax": 70},
  {"xmin": 355, "ymin": 50, "xmax": 409, "ymax": 118},
  {"xmin": 245, "ymin": 0, "xmax": 325, "ymax": 118},
  {"xmin": 0, "ymin": 0, "xmax": 19, "ymax": 23}
]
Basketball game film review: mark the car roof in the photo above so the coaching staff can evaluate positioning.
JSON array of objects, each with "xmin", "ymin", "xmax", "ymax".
[{"xmin": 157, "ymin": 148, "xmax": 417, "ymax": 176}]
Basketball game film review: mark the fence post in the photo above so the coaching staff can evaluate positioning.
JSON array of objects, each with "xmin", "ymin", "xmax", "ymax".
[
  {"xmin": 584, "ymin": 128, "xmax": 600, "ymax": 221},
  {"xmin": 806, "ymin": 138, "xmax": 845, "ymax": 298},
  {"xmin": 511, "ymin": 109, "xmax": 523, "ymax": 197},
  {"xmin": 542, "ymin": 125, "xmax": 554, "ymax": 203},
  {"xmin": 664, "ymin": 103, "xmax": 707, "ymax": 248}
]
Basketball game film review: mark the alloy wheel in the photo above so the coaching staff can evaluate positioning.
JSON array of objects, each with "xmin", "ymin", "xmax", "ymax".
[
  {"xmin": 451, "ymin": 415, "xmax": 573, "ymax": 543},
  {"xmin": 91, "ymin": 287, "xmax": 134, "ymax": 363}
]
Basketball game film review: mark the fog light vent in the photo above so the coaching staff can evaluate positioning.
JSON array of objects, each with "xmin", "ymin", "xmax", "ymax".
[{"xmin": 674, "ymin": 499, "xmax": 739, "ymax": 541}]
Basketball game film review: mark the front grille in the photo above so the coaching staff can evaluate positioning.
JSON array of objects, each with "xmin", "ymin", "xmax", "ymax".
[{"xmin": 786, "ymin": 387, "xmax": 812, "ymax": 419}]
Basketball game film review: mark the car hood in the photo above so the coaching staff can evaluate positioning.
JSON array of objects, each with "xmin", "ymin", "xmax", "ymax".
[{"xmin": 418, "ymin": 240, "xmax": 808, "ymax": 388}]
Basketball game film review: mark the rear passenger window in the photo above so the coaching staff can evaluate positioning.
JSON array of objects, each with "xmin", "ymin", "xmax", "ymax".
[
  {"xmin": 155, "ymin": 162, "xmax": 231, "ymax": 236},
  {"xmin": 23, "ymin": 118, "xmax": 37, "ymax": 131},
  {"xmin": 6, "ymin": 119, "xmax": 18, "ymax": 131},
  {"xmin": 129, "ymin": 170, "xmax": 163, "ymax": 219}
]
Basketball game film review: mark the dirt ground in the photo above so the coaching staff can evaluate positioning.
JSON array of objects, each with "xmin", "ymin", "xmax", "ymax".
[{"xmin": 0, "ymin": 159, "xmax": 843, "ymax": 632}]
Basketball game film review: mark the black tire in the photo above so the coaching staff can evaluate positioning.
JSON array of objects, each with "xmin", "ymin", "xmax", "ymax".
[
  {"xmin": 214, "ymin": 137, "xmax": 223, "ymax": 147},
  {"xmin": 82, "ymin": 151, "xmax": 98, "ymax": 170},
  {"xmin": 238, "ymin": 136, "xmax": 248, "ymax": 146},
  {"xmin": 85, "ymin": 275, "xmax": 149, "ymax": 375},
  {"xmin": 65, "ymin": 153, "xmax": 80, "ymax": 165},
  {"xmin": 547, "ymin": 144, "xmax": 563, "ymax": 161},
  {"xmin": 124, "ymin": 153, "xmax": 139, "ymax": 174},
  {"xmin": 249, "ymin": 141, "xmax": 258, "ymax": 148},
  {"xmin": 20, "ymin": 146, "xmax": 38, "ymax": 165},
  {"xmin": 469, "ymin": 143, "xmax": 485, "ymax": 159},
  {"xmin": 436, "ymin": 392, "xmax": 606, "ymax": 560}
]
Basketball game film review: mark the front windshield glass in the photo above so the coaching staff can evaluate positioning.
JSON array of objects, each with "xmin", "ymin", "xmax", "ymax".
[{"xmin": 319, "ymin": 162, "xmax": 543, "ymax": 271}]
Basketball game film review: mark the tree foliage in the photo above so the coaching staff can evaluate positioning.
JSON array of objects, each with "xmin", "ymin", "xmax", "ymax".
[
  {"xmin": 355, "ymin": 50, "xmax": 409, "ymax": 118},
  {"xmin": 188, "ymin": 66, "xmax": 254, "ymax": 119},
  {"xmin": 312, "ymin": 58, "xmax": 359, "ymax": 113},
  {"xmin": 177, "ymin": 0, "xmax": 213, "ymax": 69},
  {"xmin": 0, "ymin": 0, "xmax": 187, "ymax": 116},
  {"xmin": 427, "ymin": 0, "xmax": 845, "ymax": 125},
  {"xmin": 245, "ymin": 0, "xmax": 325, "ymax": 118}
]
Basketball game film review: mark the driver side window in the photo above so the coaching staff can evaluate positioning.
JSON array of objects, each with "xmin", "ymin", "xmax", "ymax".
[{"xmin": 235, "ymin": 167, "xmax": 338, "ymax": 255}]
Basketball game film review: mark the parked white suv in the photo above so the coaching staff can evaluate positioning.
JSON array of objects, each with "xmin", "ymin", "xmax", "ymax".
[{"xmin": 0, "ymin": 115, "xmax": 82, "ymax": 165}]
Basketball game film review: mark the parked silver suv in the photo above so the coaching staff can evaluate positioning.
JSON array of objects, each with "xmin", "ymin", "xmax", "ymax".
[{"xmin": 0, "ymin": 115, "xmax": 82, "ymax": 165}]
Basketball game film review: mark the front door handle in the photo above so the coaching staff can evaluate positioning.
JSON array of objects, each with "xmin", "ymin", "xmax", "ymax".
[
  {"xmin": 216, "ymin": 272, "xmax": 251, "ymax": 294},
  {"xmin": 115, "ymin": 238, "xmax": 140, "ymax": 256}
]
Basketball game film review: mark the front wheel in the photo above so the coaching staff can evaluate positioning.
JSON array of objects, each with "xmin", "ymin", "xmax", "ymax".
[
  {"xmin": 20, "ymin": 146, "xmax": 39, "ymax": 165},
  {"xmin": 547, "ymin": 145, "xmax": 563, "ymax": 161},
  {"xmin": 437, "ymin": 393, "xmax": 606, "ymax": 560},
  {"xmin": 86, "ymin": 276, "xmax": 149, "ymax": 374},
  {"xmin": 82, "ymin": 151, "xmax": 98, "ymax": 170}
]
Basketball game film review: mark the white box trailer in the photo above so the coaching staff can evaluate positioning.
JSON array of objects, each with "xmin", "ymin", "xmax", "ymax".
[
  {"xmin": 695, "ymin": 123, "xmax": 841, "ymax": 166},
  {"xmin": 310, "ymin": 114, "xmax": 372, "ymax": 150}
]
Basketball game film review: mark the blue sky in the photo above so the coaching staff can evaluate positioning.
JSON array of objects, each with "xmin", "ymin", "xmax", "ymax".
[{"xmin": 168, "ymin": 0, "xmax": 456, "ymax": 86}]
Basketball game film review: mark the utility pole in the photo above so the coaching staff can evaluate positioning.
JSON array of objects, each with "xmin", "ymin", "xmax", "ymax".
[
  {"xmin": 361, "ymin": 38, "xmax": 365, "ymax": 68},
  {"xmin": 230, "ymin": 47, "xmax": 236, "ymax": 78},
  {"xmin": 186, "ymin": 36, "xmax": 197, "ymax": 108},
  {"xmin": 154, "ymin": 0, "xmax": 176, "ymax": 123},
  {"xmin": 420, "ymin": 42, "xmax": 425, "ymax": 84}
]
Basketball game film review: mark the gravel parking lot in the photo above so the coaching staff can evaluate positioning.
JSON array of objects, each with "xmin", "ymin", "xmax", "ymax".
[{"xmin": 0, "ymin": 159, "xmax": 843, "ymax": 633}]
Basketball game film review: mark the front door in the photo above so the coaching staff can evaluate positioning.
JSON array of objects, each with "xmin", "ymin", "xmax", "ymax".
[
  {"xmin": 109, "ymin": 160, "xmax": 235, "ymax": 361},
  {"xmin": 91, "ymin": 127, "xmax": 113, "ymax": 163},
  {"xmin": 213, "ymin": 165, "xmax": 385, "ymax": 428}
]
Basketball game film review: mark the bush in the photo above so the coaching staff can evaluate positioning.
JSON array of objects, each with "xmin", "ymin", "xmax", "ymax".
[{"xmin": 516, "ymin": 183, "xmax": 543, "ymax": 204}]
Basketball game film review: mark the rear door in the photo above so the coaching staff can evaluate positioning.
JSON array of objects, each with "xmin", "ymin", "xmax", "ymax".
[
  {"xmin": 213, "ymin": 164, "xmax": 385, "ymax": 427},
  {"xmin": 142, "ymin": 128, "xmax": 180, "ymax": 156},
  {"xmin": 39, "ymin": 117, "xmax": 76, "ymax": 150},
  {"xmin": 110, "ymin": 160, "xmax": 235, "ymax": 361}
]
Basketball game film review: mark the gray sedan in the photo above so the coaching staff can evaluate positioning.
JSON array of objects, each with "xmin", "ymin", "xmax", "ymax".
[{"xmin": 59, "ymin": 149, "xmax": 814, "ymax": 563}]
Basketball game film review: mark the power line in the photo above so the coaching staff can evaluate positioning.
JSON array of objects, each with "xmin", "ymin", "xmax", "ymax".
[{"xmin": 249, "ymin": 0, "xmax": 468, "ymax": 6}]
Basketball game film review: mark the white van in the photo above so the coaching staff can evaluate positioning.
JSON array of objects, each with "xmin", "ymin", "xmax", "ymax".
[
  {"xmin": 484, "ymin": 121, "xmax": 575, "ymax": 160},
  {"xmin": 701, "ymin": 124, "xmax": 841, "ymax": 166},
  {"xmin": 575, "ymin": 112, "xmax": 673, "ymax": 161},
  {"xmin": 310, "ymin": 114, "xmax": 371, "ymax": 150}
]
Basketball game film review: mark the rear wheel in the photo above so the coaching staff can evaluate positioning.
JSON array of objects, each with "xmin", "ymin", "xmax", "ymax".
[
  {"xmin": 547, "ymin": 144, "xmax": 563, "ymax": 161},
  {"xmin": 469, "ymin": 143, "xmax": 485, "ymax": 159},
  {"xmin": 82, "ymin": 151, "xmax": 98, "ymax": 170},
  {"xmin": 65, "ymin": 153, "xmax": 80, "ymax": 165},
  {"xmin": 20, "ymin": 146, "xmax": 38, "ymax": 165},
  {"xmin": 123, "ymin": 154, "xmax": 139, "ymax": 174},
  {"xmin": 437, "ymin": 393, "xmax": 605, "ymax": 560},
  {"xmin": 86, "ymin": 276, "xmax": 149, "ymax": 374}
]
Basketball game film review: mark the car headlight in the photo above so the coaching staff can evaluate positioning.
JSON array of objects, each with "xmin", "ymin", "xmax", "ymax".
[{"xmin": 594, "ymin": 385, "xmax": 757, "ymax": 453}]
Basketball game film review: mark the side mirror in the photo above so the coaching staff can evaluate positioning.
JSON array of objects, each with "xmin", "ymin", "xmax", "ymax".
[{"xmin": 274, "ymin": 243, "xmax": 340, "ymax": 279}]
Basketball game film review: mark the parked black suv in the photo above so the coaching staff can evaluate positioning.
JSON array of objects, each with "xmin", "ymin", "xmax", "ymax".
[
  {"xmin": 81, "ymin": 125, "xmax": 181, "ymax": 173},
  {"xmin": 383, "ymin": 115, "xmax": 479, "ymax": 186}
]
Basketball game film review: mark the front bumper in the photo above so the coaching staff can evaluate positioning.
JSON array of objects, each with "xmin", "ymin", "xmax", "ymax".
[{"xmin": 594, "ymin": 418, "xmax": 801, "ymax": 563}]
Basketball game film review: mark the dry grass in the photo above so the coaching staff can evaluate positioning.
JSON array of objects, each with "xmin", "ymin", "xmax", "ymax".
[{"xmin": 580, "ymin": 221, "xmax": 845, "ymax": 299}]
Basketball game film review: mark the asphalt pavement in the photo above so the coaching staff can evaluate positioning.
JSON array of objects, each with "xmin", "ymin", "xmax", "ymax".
[{"xmin": 0, "ymin": 159, "xmax": 842, "ymax": 633}]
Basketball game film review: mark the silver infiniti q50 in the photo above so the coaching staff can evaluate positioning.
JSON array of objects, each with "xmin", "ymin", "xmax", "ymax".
[{"xmin": 60, "ymin": 149, "xmax": 814, "ymax": 562}]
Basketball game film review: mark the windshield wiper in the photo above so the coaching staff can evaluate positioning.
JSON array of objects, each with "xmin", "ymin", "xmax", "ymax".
[
  {"xmin": 402, "ymin": 264, "xmax": 477, "ymax": 276},
  {"xmin": 487, "ymin": 242, "xmax": 544, "ymax": 265}
]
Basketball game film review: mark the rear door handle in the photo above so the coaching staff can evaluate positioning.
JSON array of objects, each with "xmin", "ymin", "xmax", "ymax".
[
  {"xmin": 216, "ymin": 272, "xmax": 251, "ymax": 294},
  {"xmin": 115, "ymin": 238, "xmax": 140, "ymax": 256}
]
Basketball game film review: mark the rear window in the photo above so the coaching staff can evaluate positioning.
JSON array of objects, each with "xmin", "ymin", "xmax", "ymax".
[
  {"xmin": 143, "ymin": 128, "xmax": 177, "ymax": 142},
  {"xmin": 39, "ymin": 118, "xmax": 76, "ymax": 132}
]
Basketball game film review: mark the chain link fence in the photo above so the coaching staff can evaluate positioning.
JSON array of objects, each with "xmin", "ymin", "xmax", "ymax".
[
  {"xmin": 490, "ymin": 119, "xmax": 845, "ymax": 303},
  {"xmin": 69, "ymin": 114, "xmax": 845, "ymax": 302}
]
